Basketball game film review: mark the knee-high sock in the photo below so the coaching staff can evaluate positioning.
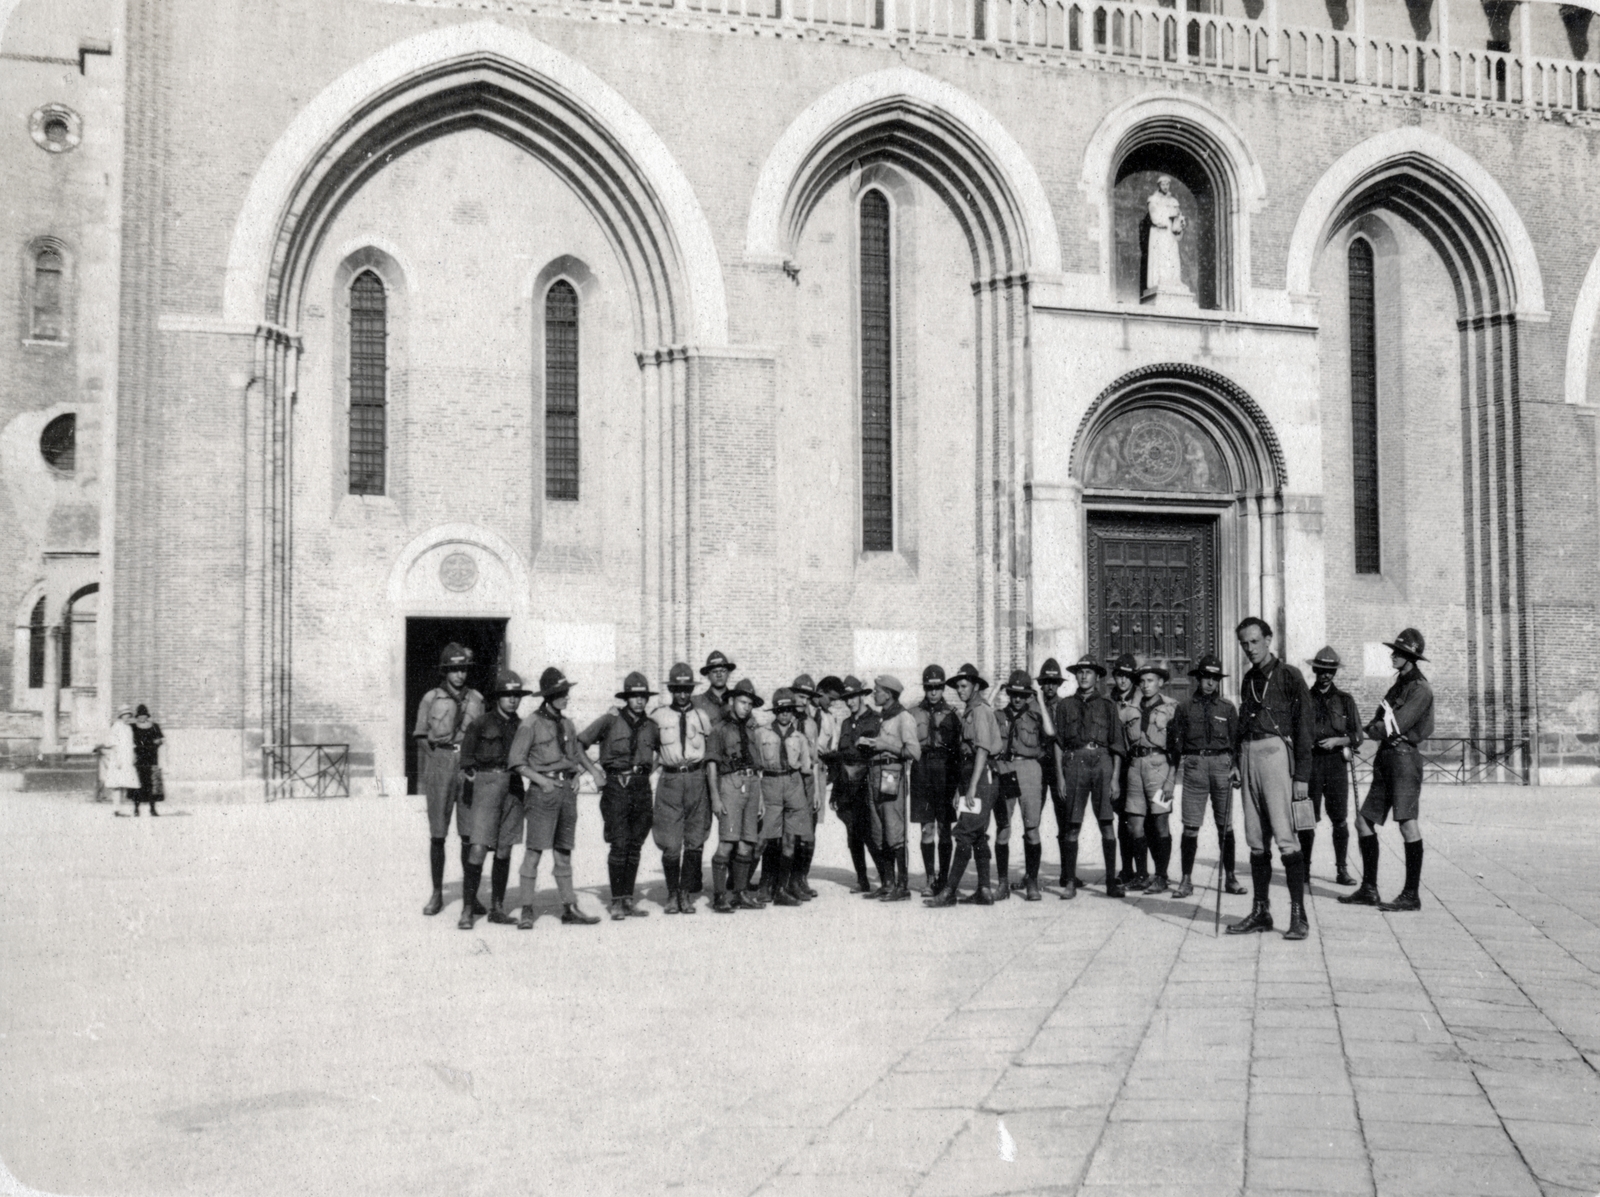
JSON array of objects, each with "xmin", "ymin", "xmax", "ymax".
[
  {"xmin": 937, "ymin": 837, "xmax": 953, "ymax": 883},
  {"xmin": 662, "ymin": 851, "xmax": 682, "ymax": 896},
  {"xmin": 430, "ymin": 837, "xmax": 446, "ymax": 891},
  {"xmin": 1358, "ymin": 834, "xmax": 1379, "ymax": 889},
  {"xmin": 461, "ymin": 858, "xmax": 483, "ymax": 910},
  {"xmin": 1151, "ymin": 835, "xmax": 1172, "ymax": 880},
  {"xmin": 796, "ymin": 839, "xmax": 814, "ymax": 880},
  {"xmin": 1221, "ymin": 829, "xmax": 1237, "ymax": 877},
  {"xmin": 490, "ymin": 855, "xmax": 511, "ymax": 906},
  {"xmin": 460, "ymin": 840, "xmax": 473, "ymax": 891},
  {"xmin": 1130, "ymin": 836, "xmax": 1147, "ymax": 878},
  {"xmin": 763, "ymin": 841, "xmax": 783, "ymax": 891},
  {"xmin": 1061, "ymin": 834, "xmax": 1080, "ymax": 887},
  {"xmin": 606, "ymin": 847, "xmax": 624, "ymax": 902},
  {"xmin": 1117, "ymin": 820, "xmax": 1133, "ymax": 878},
  {"xmin": 624, "ymin": 845, "xmax": 643, "ymax": 898},
  {"xmin": 921, "ymin": 840, "xmax": 937, "ymax": 883},
  {"xmin": 1297, "ymin": 829, "xmax": 1315, "ymax": 871},
  {"xmin": 1057, "ymin": 834, "xmax": 1071, "ymax": 883},
  {"xmin": 1180, "ymin": 832, "xmax": 1198, "ymax": 878},
  {"xmin": 1101, "ymin": 832, "xmax": 1117, "ymax": 882},
  {"xmin": 994, "ymin": 842, "xmax": 1010, "ymax": 883},
  {"xmin": 1332, "ymin": 823, "xmax": 1351, "ymax": 870},
  {"xmin": 1024, "ymin": 840, "xmax": 1041, "ymax": 882},
  {"xmin": 1252, "ymin": 851, "xmax": 1272, "ymax": 907},
  {"xmin": 552, "ymin": 850, "xmax": 577, "ymax": 906},
  {"xmin": 1403, "ymin": 839, "xmax": 1424, "ymax": 893},
  {"xmin": 712, "ymin": 855, "xmax": 729, "ymax": 896},
  {"xmin": 847, "ymin": 831, "xmax": 870, "ymax": 887},
  {"xmin": 683, "ymin": 847, "xmax": 705, "ymax": 894},
  {"xmin": 1282, "ymin": 851, "xmax": 1305, "ymax": 908}
]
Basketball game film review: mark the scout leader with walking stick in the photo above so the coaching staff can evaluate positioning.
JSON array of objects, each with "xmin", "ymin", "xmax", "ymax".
[
  {"xmin": 1340, "ymin": 628, "xmax": 1433, "ymax": 912},
  {"xmin": 510, "ymin": 668, "xmax": 606, "ymax": 930},
  {"xmin": 416, "ymin": 643, "xmax": 485, "ymax": 918},
  {"xmin": 457, "ymin": 670, "xmax": 534, "ymax": 929},
  {"xmin": 1168, "ymin": 654, "xmax": 1246, "ymax": 900},
  {"xmin": 578, "ymin": 672, "xmax": 661, "ymax": 920},
  {"xmin": 1305, "ymin": 647, "xmax": 1363, "ymax": 886},
  {"xmin": 925, "ymin": 664, "xmax": 1003, "ymax": 907},
  {"xmin": 1228, "ymin": 618, "xmax": 1315, "ymax": 942},
  {"xmin": 651, "ymin": 663, "xmax": 715, "ymax": 914},
  {"xmin": 1052, "ymin": 655, "xmax": 1125, "ymax": 899}
]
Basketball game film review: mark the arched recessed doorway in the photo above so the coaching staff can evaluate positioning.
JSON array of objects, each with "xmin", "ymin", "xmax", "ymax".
[{"xmin": 1073, "ymin": 365, "xmax": 1286, "ymax": 696}]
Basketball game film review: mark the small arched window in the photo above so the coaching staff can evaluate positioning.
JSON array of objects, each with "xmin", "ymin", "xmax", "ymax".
[
  {"xmin": 59, "ymin": 585, "xmax": 96, "ymax": 689},
  {"xmin": 544, "ymin": 280, "xmax": 580, "ymax": 502},
  {"xmin": 27, "ymin": 597, "xmax": 46, "ymax": 690},
  {"xmin": 348, "ymin": 271, "xmax": 387, "ymax": 495},
  {"xmin": 1348, "ymin": 237, "xmax": 1381, "ymax": 574},
  {"xmin": 859, "ymin": 189, "xmax": 893, "ymax": 552},
  {"xmin": 31, "ymin": 246, "xmax": 64, "ymax": 340},
  {"xmin": 40, "ymin": 413, "xmax": 75, "ymax": 473}
]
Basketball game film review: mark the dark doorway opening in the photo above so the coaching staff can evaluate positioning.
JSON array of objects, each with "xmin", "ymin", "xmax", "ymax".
[
  {"xmin": 404, "ymin": 617, "xmax": 507, "ymax": 794},
  {"xmin": 1086, "ymin": 511, "xmax": 1219, "ymax": 703}
]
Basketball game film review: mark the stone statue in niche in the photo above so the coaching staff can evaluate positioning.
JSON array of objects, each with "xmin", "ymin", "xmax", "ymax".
[{"xmin": 1142, "ymin": 176, "xmax": 1194, "ymax": 305}]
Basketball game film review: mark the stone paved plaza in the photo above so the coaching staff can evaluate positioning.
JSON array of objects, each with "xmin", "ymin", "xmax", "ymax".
[{"xmin": 2, "ymin": 786, "xmax": 1598, "ymax": 1197}]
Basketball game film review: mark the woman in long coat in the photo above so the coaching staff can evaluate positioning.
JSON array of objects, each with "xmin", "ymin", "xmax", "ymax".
[
  {"xmin": 131, "ymin": 704, "xmax": 165, "ymax": 815},
  {"xmin": 101, "ymin": 705, "xmax": 140, "ymax": 809}
]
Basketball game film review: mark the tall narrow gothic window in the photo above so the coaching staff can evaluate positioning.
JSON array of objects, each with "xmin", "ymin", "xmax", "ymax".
[
  {"xmin": 31, "ymin": 246, "xmax": 64, "ymax": 340},
  {"xmin": 348, "ymin": 271, "xmax": 387, "ymax": 495},
  {"xmin": 545, "ymin": 280, "xmax": 580, "ymax": 502},
  {"xmin": 860, "ymin": 189, "xmax": 893, "ymax": 552},
  {"xmin": 27, "ymin": 597, "xmax": 46, "ymax": 690},
  {"xmin": 1348, "ymin": 239, "xmax": 1381, "ymax": 574}
]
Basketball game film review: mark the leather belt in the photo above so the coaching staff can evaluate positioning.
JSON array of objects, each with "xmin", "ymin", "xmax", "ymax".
[
  {"xmin": 763, "ymin": 769, "xmax": 799, "ymax": 777},
  {"xmin": 725, "ymin": 767, "xmax": 759, "ymax": 776},
  {"xmin": 427, "ymin": 741, "xmax": 459, "ymax": 751},
  {"xmin": 473, "ymin": 766, "xmax": 509, "ymax": 773},
  {"xmin": 1244, "ymin": 731, "xmax": 1279, "ymax": 742},
  {"xmin": 606, "ymin": 765, "xmax": 651, "ymax": 776},
  {"xmin": 1065, "ymin": 741, "xmax": 1103, "ymax": 753},
  {"xmin": 1189, "ymin": 748, "xmax": 1231, "ymax": 757},
  {"xmin": 661, "ymin": 762, "xmax": 704, "ymax": 773},
  {"xmin": 1128, "ymin": 746, "xmax": 1165, "ymax": 758},
  {"xmin": 535, "ymin": 770, "xmax": 577, "ymax": 782}
]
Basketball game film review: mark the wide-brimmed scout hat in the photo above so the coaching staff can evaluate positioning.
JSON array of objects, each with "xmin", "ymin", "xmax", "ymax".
[
  {"xmin": 1134, "ymin": 659, "xmax": 1171, "ymax": 681},
  {"xmin": 771, "ymin": 687, "xmax": 801, "ymax": 711},
  {"xmin": 1384, "ymin": 628, "xmax": 1428, "ymax": 662},
  {"xmin": 874, "ymin": 674, "xmax": 905, "ymax": 697},
  {"xmin": 700, "ymin": 650, "xmax": 737, "ymax": 676},
  {"xmin": 615, "ymin": 671, "xmax": 657, "ymax": 700},
  {"xmin": 815, "ymin": 675, "xmax": 845, "ymax": 697},
  {"xmin": 490, "ymin": 670, "xmax": 533, "ymax": 698},
  {"xmin": 666, "ymin": 662, "xmax": 696, "ymax": 690},
  {"xmin": 439, "ymin": 642, "xmax": 474, "ymax": 672},
  {"xmin": 1035, "ymin": 658, "xmax": 1065, "ymax": 686},
  {"xmin": 1308, "ymin": 646, "xmax": 1342, "ymax": 673},
  {"xmin": 535, "ymin": 667, "xmax": 574, "ymax": 698},
  {"xmin": 838, "ymin": 675, "xmax": 870, "ymax": 699},
  {"xmin": 790, "ymin": 674, "xmax": 816, "ymax": 696},
  {"xmin": 1004, "ymin": 669, "xmax": 1035, "ymax": 696},
  {"xmin": 1189, "ymin": 654, "xmax": 1226, "ymax": 679},
  {"xmin": 1111, "ymin": 653, "xmax": 1139, "ymax": 678},
  {"xmin": 947, "ymin": 663, "xmax": 989, "ymax": 691},
  {"xmin": 922, "ymin": 664, "xmax": 947, "ymax": 687},
  {"xmin": 1068, "ymin": 654, "xmax": 1107, "ymax": 678},
  {"xmin": 727, "ymin": 677, "xmax": 764, "ymax": 708}
]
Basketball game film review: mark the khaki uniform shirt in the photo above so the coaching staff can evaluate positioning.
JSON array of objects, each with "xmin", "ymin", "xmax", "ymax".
[
  {"xmin": 509, "ymin": 706, "xmax": 585, "ymax": 777},
  {"xmin": 651, "ymin": 702, "xmax": 712, "ymax": 768},
  {"xmin": 413, "ymin": 684, "xmax": 485, "ymax": 746}
]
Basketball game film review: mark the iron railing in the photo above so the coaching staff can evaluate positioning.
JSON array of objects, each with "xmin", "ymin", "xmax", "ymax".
[
  {"xmin": 1351, "ymin": 737, "xmax": 1531, "ymax": 787},
  {"xmin": 263, "ymin": 743, "xmax": 350, "ymax": 801}
]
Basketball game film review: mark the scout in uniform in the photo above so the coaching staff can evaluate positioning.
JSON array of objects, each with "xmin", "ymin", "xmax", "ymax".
[
  {"xmin": 858, "ymin": 675, "xmax": 922, "ymax": 902},
  {"xmin": 1052, "ymin": 655, "xmax": 1125, "ymax": 899},
  {"xmin": 457, "ymin": 670, "xmax": 532, "ymax": 928},
  {"xmin": 788, "ymin": 673, "xmax": 829, "ymax": 899},
  {"xmin": 1168, "ymin": 654, "xmax": 1244, "ymax": 899},
  {"xmin": 753, "ymin": 688, "xmax": 814, "ymax": 907},
  {"xmin": 415, "ymin": 643, "xmax": 485, "ymax": 917},
  {"xmin": 1118, "ymin": 661, "xmax": 1179, "ymax": 894},
  {"xmin": 707, "ymin": 678, "xmax": 767, "ymax": 913},
  {"xmin": 1340, "ymin": 628, "xmax": 1434, "ymax": 912},
  {"xmin": 510, "ymin": 667, "xmax": 606, "ymax": 929},
  {"xmin": 578, "ymin": 672, "xmax": 661, "ymax": 920},
  {"xmin": 1109, "ymin": 653, "xmax": 1142, "ymax": 885},
  {"xmin": 1033, "ymin": 659, "xmax": 1071, "ymax": 885},
  {"xmin": 651, "ymin": 662, "xmax": 715, "ymax": 914},
  {"xmin": 995, "ymin": 670, "xmax": 1052, "ymax": 901},
  {"xmin": 694, "ymin": 650, "xmax": 735, "ymax": 732},
  {"xmin": 925, "ymin": 663, "xmax": 1002, "ymax": 907},
  {"xmin": 835, "ymin": 676, "xmax": 887, "ymax": 895},
  {"xmin": 911, "ymin": 665, "xmax": 962, "ymax": 897},
  {"xmin": 1228, "ymin": 618, "xmax": 1314, "ymax": 941},
  {"xmin": 1305, "ymin": 647, "xmax": 1363, "ymax": 885}
]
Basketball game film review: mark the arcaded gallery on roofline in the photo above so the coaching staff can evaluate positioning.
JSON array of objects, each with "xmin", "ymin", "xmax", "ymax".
[{"xmin": 5, "ymin": 0, "xmax": 1599, "ymax": 799}]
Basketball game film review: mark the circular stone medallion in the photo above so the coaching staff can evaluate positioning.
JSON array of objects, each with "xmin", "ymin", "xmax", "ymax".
[
  {"xmin": 1123, "ymin": 419, "xmax": 1183, "ymax": 486},
  {"xmin": 439, "ymin": 552, "xmax": 479, "ymax": 592}
]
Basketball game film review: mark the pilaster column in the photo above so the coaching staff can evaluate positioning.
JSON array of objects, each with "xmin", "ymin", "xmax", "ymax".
[{"xmin": 41, "ymin": 622, "xmax": 61, "ymax": 756}]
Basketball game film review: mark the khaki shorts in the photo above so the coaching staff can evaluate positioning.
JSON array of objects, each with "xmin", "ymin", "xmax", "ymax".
[
  {"xmin": 1124, "ymin": 753, "xmax": 1171, "ymax": 817},
  {"xmin": 466, "ymin": 769, "xmax": 525, "ymax": 853},
  {"xmin": 717, "ymin": 771, "xmax": 762, "ymax": 843}
]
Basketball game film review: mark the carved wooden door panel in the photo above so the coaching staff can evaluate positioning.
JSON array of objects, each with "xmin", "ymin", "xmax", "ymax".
[{"xmin": 1086, "ymin": 513, "xmax": 1217, "ymax": 700}]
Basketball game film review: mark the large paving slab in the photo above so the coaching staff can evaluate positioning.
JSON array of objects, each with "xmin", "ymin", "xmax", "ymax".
[{"xmin": 1, "ymin": 785, "xmax": 1597, "ymax": 1196}]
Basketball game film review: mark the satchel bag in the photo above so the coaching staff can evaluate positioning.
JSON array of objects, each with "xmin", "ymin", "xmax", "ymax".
[
  {"xmin": 877, "ymin": 765, "xmax": 902, "ymax": 797},
  {"xmin": 997, "ymin": 771, "xmax": 1022, "ymax": 801},
  {"xmin": 1291, "ymin": 793, "xmax": 1317, "ymax": 832}
]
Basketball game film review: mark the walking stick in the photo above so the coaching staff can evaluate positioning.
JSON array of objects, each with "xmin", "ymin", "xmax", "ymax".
[{"xmin": 1214, "ymin": 855, "xmax": 1222, "ymax": 936}]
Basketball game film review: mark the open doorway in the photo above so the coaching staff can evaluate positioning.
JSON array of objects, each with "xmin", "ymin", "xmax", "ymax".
[{"xmin": 404, "ymin": 617, "xmax": 507, "ymax": 794}]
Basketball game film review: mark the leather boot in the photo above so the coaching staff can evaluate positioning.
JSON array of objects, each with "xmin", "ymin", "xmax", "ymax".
[
  {"xmin": 487, "ymin": 901, "xmax": 515, "ymax": 925},
  {"xmin": 1226, "ymin": 901, "xmax": 1275, "ymax": 934},
  {"xmin": 423, "ymin": 891, "xmax": 445, "ymax": 917},
  {"xmin": 772, "ymin": 856, "xmax": 802, "ymax": 906},
  {"xmin": 993, "ymin": 843, "xmax": 1011, "ymax": 900},
  {"xmin": 1333, "ymin": 824, "xmax": 1355, "ymax": 885},
  {"xmin": 609, "ymin": 899, "xmax": 628, "ymax": 921},
  {"xmin": 712, "ymin": 891, "xmax": 735, "ymax": 913},
  {"xmin": 678, "ymin": 889, "xmax": 697, "ymax": 914},
  {"xmin": 926, "ymin": 843, "xmax": 971, "ymax": 906},
  {"xmin": 733, "ymin": 857, "xmax": 766, "ymax": 910},
  {"xmin": 458, "ymin": 860, "xmax": 483, "ymax": 929},
  {"xmin": 920, "ymin": 841, "xmax": 939, "ymax": 897},
  {"xmin": 1339, "ymin": 835, "xmax": 1380, "ymax": 904},
  {"xmin": 561, "ymin": 903, "xmax": 600, "ymax": 926},
  {"xmin": 1059, "ymin": 836, "xmax": 1080, "ymax": 900},
  {"xmin": 1283, "ymin": 854, "xmax": 1309, "ymax": 940},
  {"xmin": 517, "ymin": 904, "xmax": 536, "ymax": 930},
  {"xmin": 798, "ymin": 841, "xmax": 819, "ymax": 897}
]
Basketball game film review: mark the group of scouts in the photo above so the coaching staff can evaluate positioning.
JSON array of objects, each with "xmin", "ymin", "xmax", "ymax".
[{"xmin": 413, "ymin": 619, "xmax": 1434, "ymax": 940}]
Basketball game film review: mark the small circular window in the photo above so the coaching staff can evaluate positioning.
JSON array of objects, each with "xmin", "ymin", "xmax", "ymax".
[
  {"xmin": 30, "ymin": 104, "xmax": 82, "ymax": 153},
  {"xmin": 40, "ymin": 414, "xmax": 75, "ymax": 473}
]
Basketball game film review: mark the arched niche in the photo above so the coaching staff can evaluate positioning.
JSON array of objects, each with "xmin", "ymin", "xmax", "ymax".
[{"xmin": 1114, "ymin": 145, "xmax": 1219, "ymax": 309}]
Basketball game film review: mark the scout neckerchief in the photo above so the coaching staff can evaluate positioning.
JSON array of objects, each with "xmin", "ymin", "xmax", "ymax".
[
  {"xmin": 733, "ymin": 714, "xmax": 753, "ymax": 769},
  {"xmin": 623, "ymin": 707, "xmax": 648, "ymax": 766},
  {"xmin": 446, "ymin": 680, "xmax": 473, "ymax": 742},
  {"xmin": 777, "ymin": 716, "xmax": 793, "ymax": 770},
  {"xmin": 672, "ymin": 699, "xmax": 691, "ymax": 752},
  {"xmin": 541, "ymin": 704, "xmax": 568, "ymax": 763}
]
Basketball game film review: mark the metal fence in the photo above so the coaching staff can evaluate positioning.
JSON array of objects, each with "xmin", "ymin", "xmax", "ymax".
[
  {"xmin": 1351, "ymin": 738, "xmax": 1531, "ymax": 787},
  {"xmin": 262, "ymin": 743, "xmax": 351, "ymax": 801}
]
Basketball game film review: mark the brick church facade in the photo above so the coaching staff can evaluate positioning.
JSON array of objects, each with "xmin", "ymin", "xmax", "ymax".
[{"xmin": 4, "ymin": 0, "xmax": 1599, "ymax": 796}]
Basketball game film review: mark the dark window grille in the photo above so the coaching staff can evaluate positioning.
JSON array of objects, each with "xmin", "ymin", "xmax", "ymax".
[
  {"xmin": 860, "ymin": 190, "xmax": 893, "ymax": 552},
  {"xmin": 40, "ymin": 413, "xmax": 75, "ymax": 472},
  {"xmin": 348, "ymin": 271, "xmax": 387, "ymax": 495},
  {"xmin": 59, "ymin": 600, "xmax": 72, "ymax": 688},
  {"xmin": 32, "ymin": 247, "xmax": 63, "ymax": 339},
  {"xmin": 1348, "ymin": 239, "xmax": 1381, "ymax": 574},
  {"xmin": 27, "ymin": 597, "xmax": 45, "ymax": 689},
  {"xmin": 545, "ymin": 280, "xmax": 580, "ymax": 502}
]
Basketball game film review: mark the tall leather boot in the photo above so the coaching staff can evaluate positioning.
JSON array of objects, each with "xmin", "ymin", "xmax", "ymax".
[
  {"xmin": 683, "ymin": 847, "xmax": 705, "ymax": 898},
  {"xmin": 1057, "ymin": 834, "xmax": 1072, "ymax": 887},
  {"xmin": 462, "ymin": 841, "xmax": 486, "ymax": 915},
  {"xmin": 1117, "ymin": 819, "xmax": 1134, "ymax": 883},
  {"xmin": 1339, "ymin": 835, "xmax": 1381, "ymax": 905},
  {"xmin": 1102, "ymin": 833, "xmax": 1125, "ymax": 897},
  {"xmin": 885, "ymin": 845, "xmax": 911, "ymax": 901},
  {"xmin": 993, "ymin": 842, "xmax": 1011, "ymax": 900},
  {"xmin": 758, "ymin": 842, "xmax": 781, "ymax": 902},
  {"xmin": 936, "ymin": 835, "xmax": 953, "ymax": 894},
  {"xmin": 1283, "ymin": 851, "xmax": 1309, "ymax": 940},
  {"xmin": 960, "ymin": 842, "xmax": 995, "ymax": 905},
  {"xmin": 488, "ymin": 856, "xmax": 515, "ymax": 924},
  {"xmin": 662, "ymin": 851, "xmax": 683, "ymax": 915},
  {"xmin": 1059, "ymin": 835, "xmax": 1080, "ymax": 900},
  {"xmin": 425, "ymin": 837, "xmax": 447, "ymax": 916},
  {"xmin": 1227, "ymin": 853, "xmax": 1275, "ymax": 934},
  {"xmin": 1222, "ymin": 830, "xmax": 1246, "ymax": 894},
  {"xmin": 1023, "ymin": 841, "xmax": 1043, "ymax": 901},
  {"xmin": 1332, "ymin": 824, "xmax": 1355, "ymax": 885},
  {"xmin": 458, "ymin": 858, "xmax": 483, "ymax": 929},
  {"xmin": 797, "ymin": 840, "xmax": 818, "ymax": 898},
  {"xmin": 927, "ymin": 842, "xmax": 971, "ymax": 907},
  {"xmin": 847, "ymin": 829, "xmax": 871, "ymax": 893}
]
